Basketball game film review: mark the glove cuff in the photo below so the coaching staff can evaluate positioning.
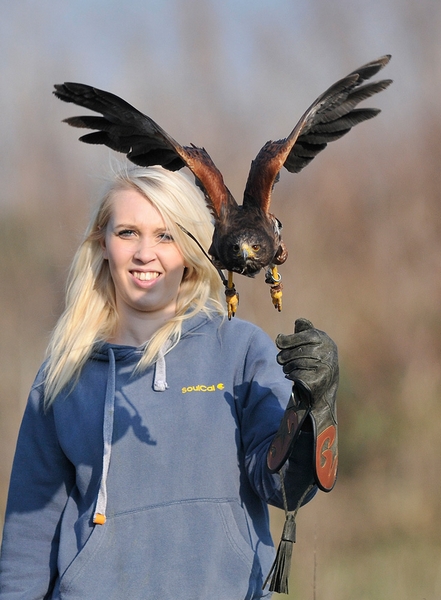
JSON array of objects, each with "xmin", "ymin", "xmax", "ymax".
[
  {"xmin": 267, "ymin": 388, "xmax": 338, "ymax": 491},
  {"xmin": 310, "ymin": 402, "xmax": 338, "ymax": 492},
  {"xmin": 267, "ymin": 390, "xmax": 310, "ymax": 473}
]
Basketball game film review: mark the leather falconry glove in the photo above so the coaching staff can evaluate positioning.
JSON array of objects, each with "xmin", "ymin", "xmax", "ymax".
[
  {"xmin": 268, "ymin": 317, "xmax": 339, "ymax": 492},
  {"xmin": 263, "ymin": 318, "xmax": 339, "ymax": 594}
]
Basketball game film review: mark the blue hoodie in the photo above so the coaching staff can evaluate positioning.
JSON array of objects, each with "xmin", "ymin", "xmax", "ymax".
[{"xmin": 0, "ymin": 313, "xmax": 315, "ymax": 600}]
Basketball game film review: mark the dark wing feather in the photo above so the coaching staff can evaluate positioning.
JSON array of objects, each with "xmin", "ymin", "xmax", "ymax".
[
  {"xmin": 243, "ymin": 55, "xmax": 392, "ymax": 212},
  {"xmin": 53, "ymin": 83, "xmax": 235, "ymax": 217},
  {"xmin": 284, "ymin": 107, "xmax": 382, "ymax": 172}
]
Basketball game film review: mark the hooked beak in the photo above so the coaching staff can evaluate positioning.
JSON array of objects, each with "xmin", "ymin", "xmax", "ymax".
[{"xmin": 238, "ymin": 242, "xmax": 256, "ymax": 261}]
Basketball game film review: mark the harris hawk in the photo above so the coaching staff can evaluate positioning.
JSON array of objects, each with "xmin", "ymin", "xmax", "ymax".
[{"xmin": 54, "ymin": 55, "xmax": 392, "ymax": 318}]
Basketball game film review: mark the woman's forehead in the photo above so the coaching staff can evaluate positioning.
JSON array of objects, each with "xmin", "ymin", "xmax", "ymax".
[{"xmin": 109, "ymin": 187, "xmax": 166, "ymax": 226}]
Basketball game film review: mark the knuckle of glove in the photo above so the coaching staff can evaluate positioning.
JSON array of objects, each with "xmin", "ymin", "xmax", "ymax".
[
  {"xmin": 318, "ymin": 335, "xmax": 338, "ymax": 373},
  {"xmin": 280, "ymin": 343, "xmax": 338, "ymax": 393},
  {"xmin": 276, "ymin": 328, "xmax": 320, "ymax": 350},
  {"xmin": 282, "ymin": 363, "xmax": 315, "ymax": 380},
  {"xmin": 275, "ymin": 332, "xmax": 293, "ymax": 350}
]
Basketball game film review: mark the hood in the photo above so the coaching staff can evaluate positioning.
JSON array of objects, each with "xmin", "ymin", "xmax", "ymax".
[{"xmin": 91, "ymin": 310, "xmax": 216, "ymax": 362}]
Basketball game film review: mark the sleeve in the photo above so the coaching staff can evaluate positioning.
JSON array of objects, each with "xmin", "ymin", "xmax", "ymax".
[
  {"xmin": 0, "ymin": 369, "xmax": 76, "ymax": 599},
  {"xmin": 238, "ymin": 328, "xmax": 316, "ymax": 511}
]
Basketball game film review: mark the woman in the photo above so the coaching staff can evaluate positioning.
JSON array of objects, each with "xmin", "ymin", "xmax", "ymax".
[{"xmin": 0, "ymin": 165, "xmax": 337, "ymax": 599}]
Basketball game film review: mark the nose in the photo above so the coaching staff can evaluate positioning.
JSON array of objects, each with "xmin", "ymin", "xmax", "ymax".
[{"xmin": 133, "ymin": 238, "xmax": 157, "ymax": 263}]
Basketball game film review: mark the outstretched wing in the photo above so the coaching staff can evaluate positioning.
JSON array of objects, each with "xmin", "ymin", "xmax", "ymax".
[
  {"xmin": 243, "ymin": 55, "xmax": 392, "ymax": 213},
  {"xmin": 53, "ymin": 82, "xmax": 235, "ymax": 218}
]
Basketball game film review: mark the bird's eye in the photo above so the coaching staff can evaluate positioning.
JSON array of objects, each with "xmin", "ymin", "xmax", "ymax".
[
  {"xmin": 252, "ymin": 244, "xmax": 261, "ymax": 252},
  {"xmin": 233, "ymin": 244, "xmax": 240, "ymax": 253}
]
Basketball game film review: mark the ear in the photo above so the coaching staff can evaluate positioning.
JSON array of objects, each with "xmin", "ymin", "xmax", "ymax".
[
  {"xmin": 100, "ymin": 234, "xmax": 108, "ymax": 260},
  {"xmin": 182, "ymin": 266, "xmax": 188, "ymax": 280}
]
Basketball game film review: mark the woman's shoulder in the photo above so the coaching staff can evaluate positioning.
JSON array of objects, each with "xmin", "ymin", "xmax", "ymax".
[
  {"xmin": 220, "ymin": 315, "xmax": 268, "ymax": 338},
  {"xmin": 183, "ymin": 310, "xmax": 273, "ymax": 346}
]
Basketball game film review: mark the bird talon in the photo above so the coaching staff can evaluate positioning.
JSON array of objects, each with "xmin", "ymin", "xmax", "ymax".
[
  {"xmin": 270, "ymin": 283, "xmax": 283, "ymax": 312},
  {"xmin": 225, "ymin": 287, "xmax": 239, "ymax": 319},
  {"xmin": 225, "ymin": 271, "xmax": 239, "ymax": 319}
]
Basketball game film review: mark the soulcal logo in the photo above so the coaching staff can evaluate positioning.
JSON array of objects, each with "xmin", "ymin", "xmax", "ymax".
[{"xmin": 181, "ymin": 383, "xmax": 225, "ymax": 394}]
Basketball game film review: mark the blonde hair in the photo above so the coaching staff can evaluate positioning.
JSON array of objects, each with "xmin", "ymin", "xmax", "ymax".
[{"xmin": 44, "ymin": 165, "xmax": 225, "ymax": 406}]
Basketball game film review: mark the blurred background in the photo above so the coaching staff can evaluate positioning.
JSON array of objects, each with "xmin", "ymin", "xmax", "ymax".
[{"xmin": 1, "ymin": 0, "xmax": 440, "ymax": 598}]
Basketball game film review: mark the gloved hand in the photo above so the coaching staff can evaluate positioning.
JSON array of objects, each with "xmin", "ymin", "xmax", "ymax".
[
  {"xmin": 270, "ymin": 318, "xmax": 339, "ymax": 492},
  {"xmin": 275, "ymin": 317, "xmax": 338, "ymax": 404}
]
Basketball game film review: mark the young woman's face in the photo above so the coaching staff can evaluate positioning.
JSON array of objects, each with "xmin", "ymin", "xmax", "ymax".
[{"xmin": 102, "ymin": 187, "xmax": 186, "ymax": 323}]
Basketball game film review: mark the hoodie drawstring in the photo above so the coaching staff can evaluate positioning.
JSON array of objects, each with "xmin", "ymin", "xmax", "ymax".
[
  {"xmin": 153, "ymin": 340, "xmax": 172, "ymax": 391},
  {"xmin": 93, "ymin": 347, "xmax": 116, "ymax": 525},
  {"xmin": 93, "ymin": 342, "xmax": 170, "ymax": 525}
]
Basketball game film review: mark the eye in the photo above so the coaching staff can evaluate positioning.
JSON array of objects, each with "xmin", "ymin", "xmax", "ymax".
[
  {"xmin": 157, "ymin": 231, "xmax": 174, "ymax": 243},
  {"xmin": 116, "ymin": 229, "xmax": 136, "ymax": 238},
  {"xmin": 252, "ymin": 244, "xmax": 261, "ymax": 251}
]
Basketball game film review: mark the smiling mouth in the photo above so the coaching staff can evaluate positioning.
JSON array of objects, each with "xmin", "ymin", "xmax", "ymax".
[{"xmin": 132, "ymin": 271, "xmax": 160, "ymax": 281}]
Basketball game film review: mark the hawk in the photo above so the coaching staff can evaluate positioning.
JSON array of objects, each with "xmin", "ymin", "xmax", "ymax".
[{"xmin": 54, "ymin": 55, "xmax": 392, "ymax": 318}]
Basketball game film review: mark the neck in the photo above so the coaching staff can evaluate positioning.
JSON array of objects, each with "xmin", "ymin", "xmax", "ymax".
[{"xmin": 110, "ymin": 307, "xmax": 176, "ymax": 347}]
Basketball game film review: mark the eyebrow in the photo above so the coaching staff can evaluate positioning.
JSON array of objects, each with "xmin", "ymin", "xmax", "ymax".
[{"xmin": 113, "ymin": 223, "xmax": 169, "ymax": 233}]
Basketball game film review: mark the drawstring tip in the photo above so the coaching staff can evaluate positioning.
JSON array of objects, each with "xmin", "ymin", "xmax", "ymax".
[{"xmin": 93, "ymin": 513, "xmax": 106, "ymax": 525}]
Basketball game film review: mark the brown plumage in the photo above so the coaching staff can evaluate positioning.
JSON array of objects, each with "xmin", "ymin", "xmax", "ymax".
[{"xmin": 54, "ymin": 55, "xmax": 392, "ymax": 317}]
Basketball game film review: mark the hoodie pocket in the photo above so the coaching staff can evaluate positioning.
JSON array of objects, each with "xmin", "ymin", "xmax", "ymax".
[
  {"xmin": 58, "ymin": 521, "xmax": 107, "ymax": 598},
  {"xmin": 57, "ymin": 498, "xmax": 263, "ymax": 600},
  {"xmin": 215, "ymin": 500, "xmax": 256, "ymax": 568}
]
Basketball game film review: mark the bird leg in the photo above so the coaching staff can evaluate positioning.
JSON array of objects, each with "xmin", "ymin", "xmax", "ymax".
[
  {"xmin": 224, "ymin": 271, "xmax": 239, "ymax": 319},
  {"xmin": 265, "ymin": 266, "xmax": 283, "ymax": 312}
]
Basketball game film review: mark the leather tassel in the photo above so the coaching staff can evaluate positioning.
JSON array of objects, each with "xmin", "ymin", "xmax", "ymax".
[
  {"xmin": 264, "ymin": 512, "xmax": 296, "ymax": 594},
  {"xmin": 263, "ymin": 468, "xmax": 315, "ymax": 595}
]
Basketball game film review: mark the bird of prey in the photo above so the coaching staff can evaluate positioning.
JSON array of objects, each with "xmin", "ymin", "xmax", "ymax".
[{"xmin": 54, "ymin": 55, "xmax": 392, "ymax": 318}]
